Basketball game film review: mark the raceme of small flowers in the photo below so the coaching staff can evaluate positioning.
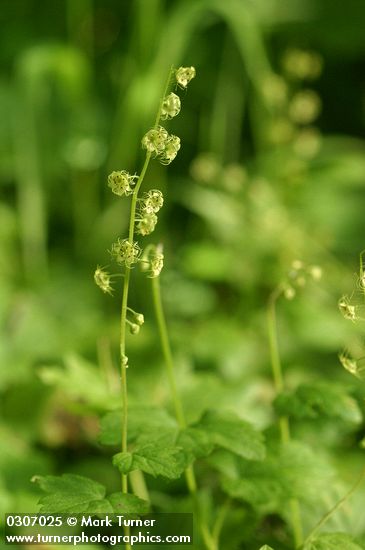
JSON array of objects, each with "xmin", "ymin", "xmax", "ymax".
[
  {"xmin": 282, "ymin": 259, "xmax": 322, "ymax": 300},
  {"xmin": 94, "ymin": 66, "xmax": 195, "ymax": 335}
]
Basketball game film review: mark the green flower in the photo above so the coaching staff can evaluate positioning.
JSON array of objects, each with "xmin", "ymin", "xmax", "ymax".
[{"xmin": 108, "ymin": 170, "xmax": 138, "ymax": 196}]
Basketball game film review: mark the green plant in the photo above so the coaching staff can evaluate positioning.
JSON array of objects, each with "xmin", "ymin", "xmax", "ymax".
[
  {"xmin": 31, "ymin": 66, "xmax": 269, "ymax": 550},
  {"xmin": 29, "ymin": 59, "xmax": 365, "ymax": 549}
]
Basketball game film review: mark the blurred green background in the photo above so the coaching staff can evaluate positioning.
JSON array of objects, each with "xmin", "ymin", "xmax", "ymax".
[{"xmin": 1, "ymin": 0, "xmax": 365, "ymax": 547}]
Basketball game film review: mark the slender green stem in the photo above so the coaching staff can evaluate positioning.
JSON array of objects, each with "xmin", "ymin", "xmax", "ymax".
[
  {"xmin": 267, "ymin": 286, "xmax": 303, "ymax": 548},
  {"xmin": 304, "ymin": 465, "xmax": 365, "ymax": 545},
  {"xmin": 117, "ymin": 67, "xmax": 175, "ymax": 550},
  {"xmin": 151, "ymin": 276, "xmax": 218, "ymax": 550},
  {"xmin": 151, "ymin": 276, "xmax": 186, "ymax": 427},
  {"xmin": 129, "ymin": 470, "xmax": 150, "ymax": 503},
  {"xmin": 212, "ymin": 499, "xmax": 230, "ymax": 545},
  {"xmin": 267, "ymin": 285, "xmax": 290, "ymax": 444}
]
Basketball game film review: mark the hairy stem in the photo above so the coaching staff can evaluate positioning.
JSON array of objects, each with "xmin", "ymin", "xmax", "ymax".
[
  {"xmin": 267, "ymin": 286, "xmax": 303, "ymax": 548},
  {"xmin": 151, "ymin": 276, "xmax": 218, "ymax": 550}
]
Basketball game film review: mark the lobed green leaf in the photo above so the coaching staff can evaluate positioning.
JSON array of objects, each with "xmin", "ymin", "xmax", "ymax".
[
  {"xmin": 194, "ymin": 410, "xmax": 265, "ymax": 461},
  {"xmin": 33, "ymin": 473, "xmax": 149, "ymax": 515},
  {"xmin": 32, "ymin": 474, "xmax": 113, "ymax": 514},
  {"xmin": 113, "ymin": 441, "xmax": 186, "ymax": 480}
]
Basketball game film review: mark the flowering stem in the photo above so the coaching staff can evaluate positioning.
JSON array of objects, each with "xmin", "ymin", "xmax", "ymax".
[
  {"xmin": 267, "ymin": 285, "xmax": 290, "ymax": 443},
  {"xmin": 119, "ymin": 151, "xmax": 152, "ymax": 495},
  {"xmin": 267, "ymin": 286, "xmax": 303, "ymax": 548},
  {"xmin": 151, "ymin": 275, "xmax": 218, "ymax": 550},
  {"xmin": 117, "ymin": 70, "xmax": 176, "ymax": 550}
]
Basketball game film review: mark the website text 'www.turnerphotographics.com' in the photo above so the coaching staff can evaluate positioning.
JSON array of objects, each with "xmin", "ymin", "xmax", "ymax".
[{"xmin": 4, "ymin": 514, "xmax": 193, "ymax": 546}]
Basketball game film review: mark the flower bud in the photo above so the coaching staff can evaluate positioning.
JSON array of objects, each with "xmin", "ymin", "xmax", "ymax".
[
  {"xmin": 289, "ymin": 90, "xmax": 321, "ymax": 125},
  {"xmin": 135, "ymin": 313, "xmax": 144, "ymax": 326},
  {"xmin": 129, "ymin": 323, "xmax": 140, "ymax": 335},
  {"xmin": 282, "ymin": 49, "xmax": 323, "ymax": 80},
  {"xmin": 284, "ymin": 286, "xmax": 296, "ymax": 300},
  {"xmin": 308, "ymin": 265, "xmax": 322, "ymax": 281}
]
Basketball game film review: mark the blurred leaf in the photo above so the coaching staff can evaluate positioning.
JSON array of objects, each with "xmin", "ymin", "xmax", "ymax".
[
  {"xmin": 180, "ymin": 242, "xmax": 236, "ymax": 282},
  {"xmin": 0, "ymin": 480, "xmax": 13, "ymax": 517},
  {"xmin": 107, "ymin": 492, "xmax": 149, "ymax": 514},
  {"xmin": 0, "ymin": 424, "xmax": 51, "ymax": 493},
  {"xmin": 177, "ymin": 183, "xmax": 244, "ymax": 239},
  {"xmin": 99, "ymin": 406, "xmax": 178, "ymax": 446},
  {"xmin": 222, "ymin": 442, "xmax": 334, "ymax": 514},
  {"xmin": 38, "ymin": 354, "xmax": 119, "ymax": 411},
  {"xmin": 16, "ymin": 44, "xmax": 91, "ymax": 102},
  {"xmin": 274, "ymin": 382, "xmax": 362, "ymax": 424},
  {"xmin": 177, "ymin": 428, "xmax": 214, "ymax": 462},
  {"xmin": 163, "ymin": 272, "xmax": 217, "ymax": 317},
  {"xmin": 303, "ymin": 533, "xmax": 364, "ymax": 550}
]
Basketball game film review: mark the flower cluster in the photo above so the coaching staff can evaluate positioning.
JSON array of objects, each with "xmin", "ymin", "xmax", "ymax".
[
  {"xmin": 175, "ymin": 66, "xmax": 196, "ymax": 89},
  {"xmin": 126, "ymin": 307, "xmax": 145, "ymax": 335},
  {"xmin": 95, "ymin": 65, "xmax": 196, "ymax": 310},
  {"xmin": 142, "ymin": 126, "xmax": 180, "ymax": 165},
  {"xmin": 283, "ymin": 260, "xmax": 322, "ymax": 300},
  {"xmin": 282, "ymin": 49, "xmax": 323, "ymax": 80},
  {"xmin": 108, "ymin": 170, "xmax": 138, "ymax": 196},
  {"xmin": 94, "ymin": 266, "xmax": 113, "ymax": 295},
  {"xmin": 135, "ymin": 190, "xmax": 164, "ymax": 236},
  {"xmin": 110, "ymin": 238, "xmax": 141, "ymax": 268}
]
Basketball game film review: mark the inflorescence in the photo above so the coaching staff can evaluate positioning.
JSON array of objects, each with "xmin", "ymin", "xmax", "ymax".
[{"xmin": 94, "ymin": 66, "xmax": 196, "ymax": 336}]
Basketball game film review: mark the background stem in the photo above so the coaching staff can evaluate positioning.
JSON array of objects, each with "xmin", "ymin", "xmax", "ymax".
[
  {"xmin": 151, "ymin": 276, "xmax": 218, "ymax": 550},
  {"xmin": 267, "ymin": 287, "xmax": 304, "ymax": 547}
]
